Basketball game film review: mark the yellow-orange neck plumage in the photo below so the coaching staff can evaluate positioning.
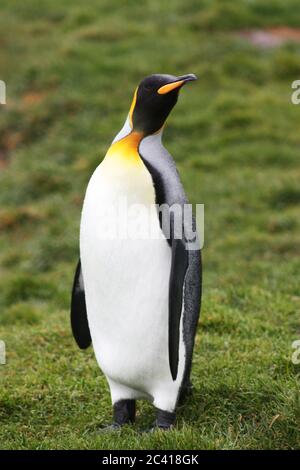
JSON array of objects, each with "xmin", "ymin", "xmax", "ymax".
[{"xmin": 105, "ymin": 131, "xmax": 144, "ymax": 166}]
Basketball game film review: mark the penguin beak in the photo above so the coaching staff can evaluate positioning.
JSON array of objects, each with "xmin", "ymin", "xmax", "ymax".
[
  {"xmin": 157, "ymin": 74, "xmax": 197, "ymax": 95},
  {"xmin": 177, "ymin": 73, "xmax": 198, "ymax": 83}
]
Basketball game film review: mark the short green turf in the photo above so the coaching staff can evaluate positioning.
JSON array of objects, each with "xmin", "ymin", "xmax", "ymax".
[{"xmin": 0, "ymin": 0, "xmax": 299, "ymax": 450}]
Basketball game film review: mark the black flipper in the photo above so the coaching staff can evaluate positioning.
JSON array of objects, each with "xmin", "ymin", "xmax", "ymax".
[
  {"xmin": 169, "ymin": 237, "xmax": 188, "ymax": 380},
  {"xmin": 70, "ymin": 260, "xmax": 91, "ymax": 349},
  {"xmin": 139, "ymin": 139, "xmax": 201, "ymax": 384}
]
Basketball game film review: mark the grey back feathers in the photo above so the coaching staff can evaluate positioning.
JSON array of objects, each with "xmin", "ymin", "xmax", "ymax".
[
  {"xmin": 139, "ymin": 133, "xmax": 187, "ymax": 207},
  {"xmin": 139, "ymin": 133, "xmax": 202, "ymax": 386}
]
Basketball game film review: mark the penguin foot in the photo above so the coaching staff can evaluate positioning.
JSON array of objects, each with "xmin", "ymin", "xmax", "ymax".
[
  {"xmin": 147, "ymin": 408, "xmax": 176, "ymax": 431},
  {"xmin": 97, "ymin": 399, "xmax": 136, "ymax": 433},
  {"xmin": 113, "ymin": 399, "xmax": 136, "ymax": 426}
]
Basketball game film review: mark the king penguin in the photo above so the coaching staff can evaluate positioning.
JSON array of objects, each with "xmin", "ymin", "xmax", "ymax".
[{"xmin": 71, "ymin": 73, "xmax": 202, "ymax": 430}]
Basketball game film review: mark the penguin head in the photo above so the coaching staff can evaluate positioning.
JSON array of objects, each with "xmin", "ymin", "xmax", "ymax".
[{"xmin": 129, "ymin": 73, "xmax": 197, "ymax": 136}]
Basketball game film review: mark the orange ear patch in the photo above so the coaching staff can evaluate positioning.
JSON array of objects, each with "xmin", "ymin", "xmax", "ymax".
[
  {"xmin": 129, "ymin": 87, "xmax": 138, "ymax": 128},
  {"xmin": 157, "ymin": 80, "xmax": 184, "ymax": 95}
]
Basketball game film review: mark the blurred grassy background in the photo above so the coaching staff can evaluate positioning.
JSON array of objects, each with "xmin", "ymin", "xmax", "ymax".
[{"xmin": 0, "ymin": 0, "xmax": 300, "ymax": 449}]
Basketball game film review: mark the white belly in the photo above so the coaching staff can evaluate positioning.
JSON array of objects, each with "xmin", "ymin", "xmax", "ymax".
[{"xmin": 80, "ymin": 157, "xmax": 185, "ymax": 411}]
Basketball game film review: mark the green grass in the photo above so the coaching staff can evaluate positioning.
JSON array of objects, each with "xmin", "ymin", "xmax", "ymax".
[{"xmin": 0, "ymin": 0, "xmax": 300, "ymax": 449}]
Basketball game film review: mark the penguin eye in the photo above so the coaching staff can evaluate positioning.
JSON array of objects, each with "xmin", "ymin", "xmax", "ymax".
[{"xmin": 143, "ymin": 84, "xmax": 152, "ymax": 92}]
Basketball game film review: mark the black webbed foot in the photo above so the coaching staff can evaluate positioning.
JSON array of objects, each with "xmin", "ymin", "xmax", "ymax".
[
  {"xmin": 113, "ymin": 399, "xmax": 136, "ymax": 426},
  {"xmin": 146, "ymin": 408, "xmax": 176, "ymax": 432},
  {"xmin": 98, "ymin": 399, "xmax": 136, "ymax": 432}
]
